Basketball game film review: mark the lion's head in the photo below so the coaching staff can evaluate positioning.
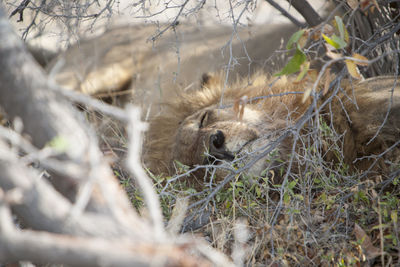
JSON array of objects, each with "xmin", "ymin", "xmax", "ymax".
[
  {"xmin": 144, "ymin": 74, "xmax": 310, "ymax": 179},
  {"xmin": 144, "ymin": 73, "xmax": 400, "ymax": 184}
]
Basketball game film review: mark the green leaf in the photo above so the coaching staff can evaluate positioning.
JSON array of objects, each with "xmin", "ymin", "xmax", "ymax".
[
  {"xmin": 294, "ymin": 194, "xmax": 304, "ymax": 201},
  {"xmin": 296, "ymin": 61, "xmax": 310, "ymax": 83},
  {"xmin": 322, "ymin": 34, "xmax": 347, "ymax": 49},
  {"xmin": 288, "ymin": 179, "xmax": 297, "ymax": 190},
  {"xmin": 255, "ymin": 186, "xmax": 261, "ymax": 198},
  {"xmin": 174, "ymin": 160, "xmax": 190, "ymax": 172},
  {"xmin": 391, "ymin": 210, "xmax": 398, "ymax": 223},
  {"xmin": 46, "ymin": 136, "xmax": 68, "ymax": 153},
  {"xmin": 286, "ymin": 29, "xmax": 305, "ymax": 50},
  {"xmin": 291, "ymin": 208, "xmax": 301, "ymax": 214},
  {"xmin": 331, "ymin": 35, "xmax": 347, "ymax": 49},
  {"xmin": 284, "ymin": 192, "xmax": 291, "ymax": 205},
  {"xmin": 235, "ymin": 181, "xmax": 243, "ymax": 187},
  {"xmin": 372, "ymin": 223, "xmax": 390, "ymax": 230},
  {"xmin": 320, "ymin": 192, "xmax": 327, "ymax": 202},
  {"xmin": 185, "ymin": 188, "xmax": 197, "ymax": 195},
  {"xmin": 275, "ymin": 48, "xmax": 306, "ymax": 76},
  {"xmin": 260, "ymin": 168, "xmax": 269, "ymax": 177},
  {"xmin": 335, "ymin": 16, "xmax": 345, "ymax": 41},
  {"xmin": 322, "ymin": 33, "xmax": 336, "ymax": 48}
]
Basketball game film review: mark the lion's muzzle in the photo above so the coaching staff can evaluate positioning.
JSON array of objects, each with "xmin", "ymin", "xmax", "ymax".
[{"xmin": 207, "ymin": 130, "xmax": 235, "ymax": 162}]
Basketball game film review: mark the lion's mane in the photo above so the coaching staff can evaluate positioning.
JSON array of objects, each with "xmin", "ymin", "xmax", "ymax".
[
  {"xmin": 144, "ymin": 74, "xmax": 312, "ymax": 175},
  {"xmin": 144, "ymin": 73, "xmax": 400, "ymax": 178}
]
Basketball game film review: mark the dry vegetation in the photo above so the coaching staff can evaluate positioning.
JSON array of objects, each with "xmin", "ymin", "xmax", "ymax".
[{"xmin": 1, "ymin": 0, "xmax": 400, "ymax": 266}]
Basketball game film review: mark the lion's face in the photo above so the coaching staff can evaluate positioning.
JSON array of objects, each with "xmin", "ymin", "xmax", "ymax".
[
  {"xmin": 171, "ymin": 105, "xmax": 272, "ymax": 174},
  {"xmin": 146, "ymin": 75, "xmax": 400, "ymax": 185}
]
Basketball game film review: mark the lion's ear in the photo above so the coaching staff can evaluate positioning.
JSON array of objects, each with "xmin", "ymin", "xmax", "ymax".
[
  {"xmin": 200, "ymin": 73, "xmax": 222, "ymax": 89},
  {"xmin": 200, "ymin": 73, "xmax": 213, "ymax": 88}
]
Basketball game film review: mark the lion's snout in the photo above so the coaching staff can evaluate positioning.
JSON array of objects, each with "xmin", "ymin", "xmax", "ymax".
[
  {"xmin": 208, "ymin": 130, "xmax": 235, "ymax": 162},
  {"xmin": 206, "ymin": 125, "xmax": 259, "ymax": 164},
  {"xmin": 210, "ymin": 130, "xmax": 225, "ymax": 149}
]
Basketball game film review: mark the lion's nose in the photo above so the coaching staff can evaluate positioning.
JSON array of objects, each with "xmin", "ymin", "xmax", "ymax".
[
  {"xmin": 209, "ymin": 130, "xmax": 235, "ymax": 161},
  {"xmin": 210, "ymin": 130, "xmax": 225, "ymax": 149}
]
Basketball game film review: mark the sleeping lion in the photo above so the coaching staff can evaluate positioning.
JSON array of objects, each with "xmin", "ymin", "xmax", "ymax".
[{"xmin": 144, "ymin": 74, "xmax": 400, "ymax": 184}]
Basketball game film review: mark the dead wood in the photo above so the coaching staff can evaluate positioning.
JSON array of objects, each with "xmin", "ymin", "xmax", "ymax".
[
  {"xmin": 0, "ymin": 4, "xmax": 233, "ymax": 266},
  {"xmin": 0, "ymin": 3, "xmax": 137, "ymax": 222}
]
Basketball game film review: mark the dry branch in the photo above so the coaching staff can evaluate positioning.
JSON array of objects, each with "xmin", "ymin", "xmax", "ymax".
[
  {"xmin": 0, "ymin": 140, "xmax": 147, "ymax": 239},
  {"xmin": 0, "ymin": 193, "xmax": 212, "ymax": 267},
  {"xmin": 126, "ymin": 106, "xmax": 166, "ymax": 239},
  {"xmin": 0, "ymin": 3, "xmax": 233, "ymax": 266},
  {"xmin": 286, "ymin": 0, "xmax": 322, "ymax": 26},
  {"xmin": 0, "ymin": 3, "xmax": 138, "ymax": 225},
  {"xmin": 265, "ymin": 0, "xmax": 306, "ymax": 27}
]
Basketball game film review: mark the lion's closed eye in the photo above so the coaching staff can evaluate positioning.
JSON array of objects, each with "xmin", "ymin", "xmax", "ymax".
[{"xmin": 199, "ymin": 111, "xmax": 209, "ymax": 128}]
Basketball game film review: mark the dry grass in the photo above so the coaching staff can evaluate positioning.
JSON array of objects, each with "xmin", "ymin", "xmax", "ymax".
[{"xmin": 88, "ymin": 101, "xmax": 399, "ymax": 266}]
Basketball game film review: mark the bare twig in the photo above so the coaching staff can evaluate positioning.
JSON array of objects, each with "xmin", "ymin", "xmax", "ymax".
[
  {"xmin": 9, "ymin": 0, "xmax": 31, "ymax": 21},
  {"xmin": 126, "ymin": 106, "xmax": 166, "ymax": 240},
  {"xmin": 166, "ymin": 197, "xmax": 188, "ymax": 234},
  {"xmin": 53, "ymin": 84, "xmax": 130, "ymax": 122},
  {"xmin": 232, "ymin": 218, "xmax": 249, "ymax": 266}
]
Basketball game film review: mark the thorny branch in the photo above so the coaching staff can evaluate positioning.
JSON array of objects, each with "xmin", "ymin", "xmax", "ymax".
[
  {"xmin": 8, "ymin": 0, "xmax": 117, "ymax": 41},
  {"xmin": 219, "ymin": 0, "xmax": 253, "ymax": 108}
]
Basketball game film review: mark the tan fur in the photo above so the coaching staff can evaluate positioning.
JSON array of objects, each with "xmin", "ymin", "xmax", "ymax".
[
  {"xmin": 48, "ymin": 24, "xmax": 297, "ymax": 109},
  {"xmin": 144, "ymin": 74, "xmax": 400, "ymax": 180}
]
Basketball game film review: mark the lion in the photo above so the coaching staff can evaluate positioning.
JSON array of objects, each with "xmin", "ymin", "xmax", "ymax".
[
  {"xmin": 46, "ymin": 23, "xmax": 297, "ymax": 108},
  {"xmin": 144, "ymin": 74, "xmax": 400, "ymax": 184}
]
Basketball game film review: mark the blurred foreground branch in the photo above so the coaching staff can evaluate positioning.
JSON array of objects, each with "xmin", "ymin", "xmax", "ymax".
[{"xmin": 0, "ymin": 3, "xmax": 232, "ymax": 266}]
